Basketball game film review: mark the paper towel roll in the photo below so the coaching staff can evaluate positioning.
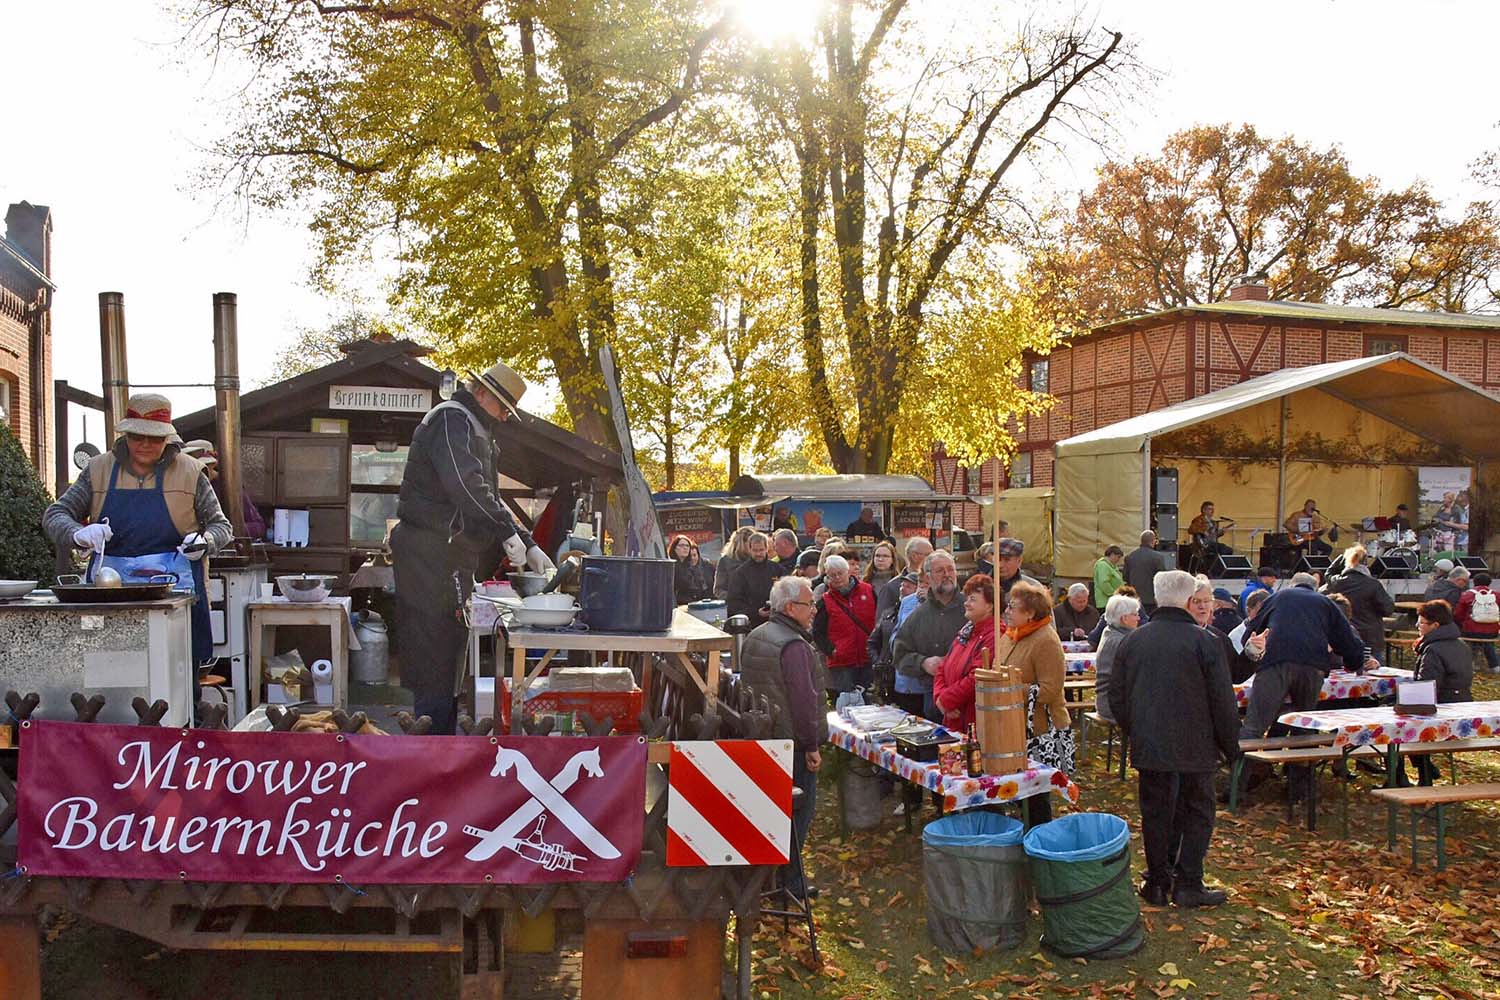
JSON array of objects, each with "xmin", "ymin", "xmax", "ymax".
[{"xmin": 311, "ymin": 659, "xmax": 333, "ymax": 680}]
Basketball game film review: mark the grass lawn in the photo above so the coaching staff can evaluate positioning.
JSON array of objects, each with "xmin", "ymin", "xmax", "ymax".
[{"xmin": 752, "ymin": 671, "xmax": 1500, "ymax": 1000}]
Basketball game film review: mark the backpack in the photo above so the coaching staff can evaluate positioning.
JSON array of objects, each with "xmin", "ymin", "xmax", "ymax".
[{"xmin": 1471, "ymin": 589, "xmax": 1500, "ymax": 624}]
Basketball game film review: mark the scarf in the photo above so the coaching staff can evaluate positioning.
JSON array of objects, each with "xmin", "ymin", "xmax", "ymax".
[
  {"xmin": 955, "ymin": 615, "xmax": 1000, "ymax": 646},
  {"xmin": 1005, "ymin": 615, "xmax": 1049, "ymax": 644}
]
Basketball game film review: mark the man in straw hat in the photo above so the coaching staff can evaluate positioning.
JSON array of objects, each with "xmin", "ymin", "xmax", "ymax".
[
  {"xmin": 393, "ymin": 360, "xmax": 555, "ymax": 734},
  {"xmin": 44, "ymin": 392, "xmax": 233, "ymax": 683}
]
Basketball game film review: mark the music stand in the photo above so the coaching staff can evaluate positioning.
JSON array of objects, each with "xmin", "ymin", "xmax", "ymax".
[{"xmin": 1459, "ymin": 556, "xmax": 1489, "ymax": 573}]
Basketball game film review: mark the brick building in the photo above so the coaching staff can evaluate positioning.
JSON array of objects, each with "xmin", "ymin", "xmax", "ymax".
[
  {"xmin": 938, "ymin": 278, "xmax": 1500, "ymax": 531},
  {"xmin": 0, "ymin": 202, "xmax": 54, "ymax": 481}
]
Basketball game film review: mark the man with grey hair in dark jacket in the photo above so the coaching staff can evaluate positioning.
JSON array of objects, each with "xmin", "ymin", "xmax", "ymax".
[
  {"xmin": 1110, "ymin": 569, "xmax": 1239, "ymax": 908},
  {"xmin": 739, "ymin": 575, "xmax": 825, "ymax": 899}
]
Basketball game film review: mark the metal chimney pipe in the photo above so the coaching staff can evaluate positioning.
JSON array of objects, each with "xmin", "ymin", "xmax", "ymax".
[
  {"xmin": 98, "ymin": 292, "xmax": 129, "ymax": 442},
  {"xmin": 212, "ymin": 292, "xmax": 246, "ymax": 538}
]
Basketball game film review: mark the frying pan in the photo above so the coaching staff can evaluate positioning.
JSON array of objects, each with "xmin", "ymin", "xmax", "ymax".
[{"xmin": 54, "ymin": 573, "xmax": 178, "ymax": 604}]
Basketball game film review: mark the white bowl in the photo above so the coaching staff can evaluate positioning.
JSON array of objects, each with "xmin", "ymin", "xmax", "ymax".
[
  {"xmin": 0, "ymin": 580, "xmax": 37, "ymax": 600},
  {"xmin": 512, "ymin": 606, "xmax": 578, "ymax": 628},
  {"xmin": 276, "ymin": 574, "xmax": 335, "ymax": 603},
  {"xmin": 522, "ymin": 593, "xmax": 576, "ymax": 611}
]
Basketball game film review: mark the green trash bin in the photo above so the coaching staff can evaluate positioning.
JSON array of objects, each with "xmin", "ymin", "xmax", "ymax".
[{"xmin": 1022, "ymin": 813, "xmax": 1144, "ymax": 959}]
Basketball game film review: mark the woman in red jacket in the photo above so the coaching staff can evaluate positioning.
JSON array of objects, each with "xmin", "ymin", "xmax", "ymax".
[{"xmin": 933, "ymin": 574, "xmax": 1000, "ymax": 730}]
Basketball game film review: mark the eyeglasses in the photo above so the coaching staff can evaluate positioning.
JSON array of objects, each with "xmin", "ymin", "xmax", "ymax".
[{"xmin": 787, "ymin": 600, "xmax": 815, "ymax": 608}]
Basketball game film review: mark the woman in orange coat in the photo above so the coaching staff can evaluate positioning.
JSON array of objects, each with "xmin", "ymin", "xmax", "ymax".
[
  {"xmin": 932, "ymin": 574, "xmax": 1000, "ymax": 731},
  {"xmin": 994, "ymin": 579, "xmax": 1072, "ymax": 825}
]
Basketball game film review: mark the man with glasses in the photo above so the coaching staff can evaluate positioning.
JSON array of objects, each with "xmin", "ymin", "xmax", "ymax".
[
  {"xmin": 891, "ymin": 551, "xmax": 965, "ymax": 722},
  {"xmin": 740, "ymin": 576, "xmax": 826, "ymax": 900}
]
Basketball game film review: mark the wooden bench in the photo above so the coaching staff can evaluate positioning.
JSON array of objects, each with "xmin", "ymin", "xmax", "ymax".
[
  {"xmin": 1370, "ymin": 783, "xmax": 1500, "ymax": 869},
  {"xmin": 1228, "ymin": 734, "xmax": 1335, "ymax": 814},
  {"xmin": 1240, "ymin": 738, "xmax": 1500, "ymax": 835}
]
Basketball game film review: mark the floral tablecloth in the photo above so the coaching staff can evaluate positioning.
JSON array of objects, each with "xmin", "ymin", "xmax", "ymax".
[
  {"xmin": 1061, "ymin": 640, "xmax": 1091, "ymax": 653},
  {"xmin": 1234, "ymin": 668, "xmax": 1411, "ymax": 710},
  {"xmin": 826, "ymin": 712, "xmax": 1080, "ymax": 813},
  {"xmin": 1276, "ymin": 700, "xmax": 1500, "ymax": 749},
  {"xmin": 1064, "ymin": 651, "xmax": 1095, "ymax": 674}
]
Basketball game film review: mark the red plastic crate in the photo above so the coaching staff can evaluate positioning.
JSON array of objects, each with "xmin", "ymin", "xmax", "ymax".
[{"xmin": 500, "ymin": 678, "xmax": 642, "ymax": 733}]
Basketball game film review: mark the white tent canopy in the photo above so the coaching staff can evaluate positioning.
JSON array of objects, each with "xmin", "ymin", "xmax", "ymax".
[{"xmin": 1052, "ymin": 353, "xmax": 1500, "ymax": 577}]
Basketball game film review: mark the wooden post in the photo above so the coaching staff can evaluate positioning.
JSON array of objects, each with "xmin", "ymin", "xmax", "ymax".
[{"xmin": 0, "ymin": 915, "xmax": 42, "ymax": 1000}]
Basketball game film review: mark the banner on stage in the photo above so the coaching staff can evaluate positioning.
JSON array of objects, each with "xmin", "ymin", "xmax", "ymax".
[
  {"xmin": 1417, "ymin": 466, "xmax": 1472, "ymax": 555},
  {"xmin": 19, "ymin": 722, "xmax": 645, "ymax": 884}
]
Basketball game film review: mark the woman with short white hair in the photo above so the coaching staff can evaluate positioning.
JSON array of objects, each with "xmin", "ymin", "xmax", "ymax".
[{"xmin": 1094, "ymin": 594, "xmax": 1141, "ymax": 724}]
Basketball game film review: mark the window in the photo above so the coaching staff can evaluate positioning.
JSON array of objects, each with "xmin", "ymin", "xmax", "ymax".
[
  {"xmin": 1009, "ymin": 452, "xmax": 1032, "ymax": 488},
  {"xmin": 0, "ymin": 378, "xmax": 10, "ymax": 423},
  {"xmin": 966, "ymin": 466, "xmax": 981, "ymax": 494},
  {"xmin": 1365, "ymin": 334, "xmax": 1408, "ymax": 356},
  {"xmin": 350, "ymin": 444, "xmax": 408, "ymax": 486},
  {"xmin": 1029, "ymin": 359, "xmax": 1050, "ymax": 394}
]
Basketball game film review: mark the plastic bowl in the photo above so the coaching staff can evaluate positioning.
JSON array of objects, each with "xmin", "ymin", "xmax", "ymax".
[
  {"xmin": 511, "ymin": 606, "xmax": 578, "ymax": 628},
  {"xmin": 522, "ymin": 593, "xmax": 576, "ymax": 611},
  {"xmin": 276, "ymin": 575, "xmax": 335, "ymax": 603},
  {"xmin": 0, "ymin": 580, "xmax": 37, "ymax": 600}
]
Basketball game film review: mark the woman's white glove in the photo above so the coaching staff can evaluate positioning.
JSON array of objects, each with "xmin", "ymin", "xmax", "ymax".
[
  {"xmin": 526, "ymin": 545, "xmax": 556, "ymax": 576},
  {"xmin": 502, "ymin": 534, "xmax": 528, "ymax": 566},
  {"xmin": 179, "ymin": 532, "xmax": 209, "ymax": 561},
  {"xmin": 72, "ymin": 523, "xmax": 113, "ymax": 551}
]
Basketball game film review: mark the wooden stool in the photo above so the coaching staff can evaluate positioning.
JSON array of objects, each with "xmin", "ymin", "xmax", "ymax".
[{"xmin": 247, "ymin": 601, "xmax": 350, "ymax": 711}]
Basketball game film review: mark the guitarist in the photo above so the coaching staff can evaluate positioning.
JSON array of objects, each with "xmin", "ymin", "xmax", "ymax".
[
  {"xmin": 1283, "ymin": 498, "xmax": 1332, "ymax": 557},
  {"xmin": 1188, "ymin": 500, "xmax": 1233, "ymax": 570}
]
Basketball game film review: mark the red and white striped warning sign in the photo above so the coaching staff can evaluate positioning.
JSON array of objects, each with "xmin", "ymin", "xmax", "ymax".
[{"xmin": 666, "ymin": 740, "xmax": 793, "ymax": 867}]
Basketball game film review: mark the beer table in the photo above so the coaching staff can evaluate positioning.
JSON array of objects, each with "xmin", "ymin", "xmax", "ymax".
[{"xmin": 826, "ymin": 710, "xmax": 1080, "ymax": 814}]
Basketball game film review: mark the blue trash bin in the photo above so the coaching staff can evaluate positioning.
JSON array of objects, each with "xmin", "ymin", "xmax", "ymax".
[{"xmin": 922, "ymin": 812, "xmax": 1029, "ymax": 952}]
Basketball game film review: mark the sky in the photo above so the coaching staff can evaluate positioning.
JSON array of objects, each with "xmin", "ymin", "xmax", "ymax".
[{"xmin": 4, "ymin": 0, "xmax": 1500, "ymax": 459}]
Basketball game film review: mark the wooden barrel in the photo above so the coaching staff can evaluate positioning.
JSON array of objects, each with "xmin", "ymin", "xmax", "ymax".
[{"xmin": 974, "ymin": 662, "xmax": 1028, "ymax": 776}]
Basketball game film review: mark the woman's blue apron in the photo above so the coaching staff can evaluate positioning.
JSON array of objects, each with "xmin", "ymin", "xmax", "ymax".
[{"xmin": 96, "ymin": 460, "xmax": 214, "ymax": 667}]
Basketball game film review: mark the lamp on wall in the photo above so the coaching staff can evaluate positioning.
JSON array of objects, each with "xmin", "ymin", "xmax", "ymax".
[{"xmin": 439, "ymin": 369, "xmax": 457, "ymax": 400}]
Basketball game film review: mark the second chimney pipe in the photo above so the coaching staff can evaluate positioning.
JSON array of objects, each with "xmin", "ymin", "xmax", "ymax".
[
  {"xmin": 98, "ymin": 292, "xmax": 129, "ymax": 442},
  {"xmin": 213, "ymin": 293, "xmax": 246, "ymax": 539}
]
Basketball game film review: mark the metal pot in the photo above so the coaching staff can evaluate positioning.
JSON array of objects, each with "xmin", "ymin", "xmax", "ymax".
[
  {"xmin": 578, "ymin": 556, "xmax": 675, "ymax": 632},
  {"xmin": 509, "ymin": 572, "xmax": 548, "ymax": 597}
]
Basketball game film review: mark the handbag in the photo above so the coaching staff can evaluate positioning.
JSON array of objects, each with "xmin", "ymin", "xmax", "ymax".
[{"xmin": 1025, "ymin": 686, "xmax": 1076, "ymax": 774}]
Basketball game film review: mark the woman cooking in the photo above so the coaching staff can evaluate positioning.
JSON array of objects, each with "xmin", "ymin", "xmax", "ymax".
[{"xmin": 43, "ymin": 393, "xmax": 233, "ymax": 684}]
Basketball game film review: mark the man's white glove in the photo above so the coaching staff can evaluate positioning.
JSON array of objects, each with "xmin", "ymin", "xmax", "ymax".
[
  {"xmin": 526, "ymin": 545, "xmax": 557, "ymax": 576},
  {"xmin": 72, "ymin": 523, "xmax": 113, "ymax": 551},
  {"xmin": 502, "ymin": 534, "xmax": 528, "ymax": 567},
  {"xmin": 179, "ymin": 532, "xmax": 209, "ymax": 561}
]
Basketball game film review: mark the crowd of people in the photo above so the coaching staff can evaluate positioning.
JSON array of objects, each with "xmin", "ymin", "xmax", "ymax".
[{"xmin": 683, "ymin": 511, "xmax": 1491, "ymax": 909}]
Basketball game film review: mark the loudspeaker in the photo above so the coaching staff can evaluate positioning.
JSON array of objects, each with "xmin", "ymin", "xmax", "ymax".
[
  {"xmin": 1459, "ymin": 555, "xmax": 1489, "ymax": 572},
  {"xmin": 1212, "ymin": 553, "xmax": 1254, "ymax": 579},
  {"xmin": 1151, "ymin": 467, "xmax": 1179, "ymax": 505},
  {"xmin": 1156, "ymin": 547, "xmax": 1178, "ymax": 571},
  {"xmin": 1373, "ymin": 552, "xmax": 1417, "ymax": 579},
  {"xmin": 1259, "ymin": 545, "xmax": 1297, "ymax": 574},
  {"xmin": 1296, "ymin": 554, "xmax": 1332, "ymax": 575},
  {"xmin": 1153, "ymin": 506, "xmax": 1179, "ymax": 542}
]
